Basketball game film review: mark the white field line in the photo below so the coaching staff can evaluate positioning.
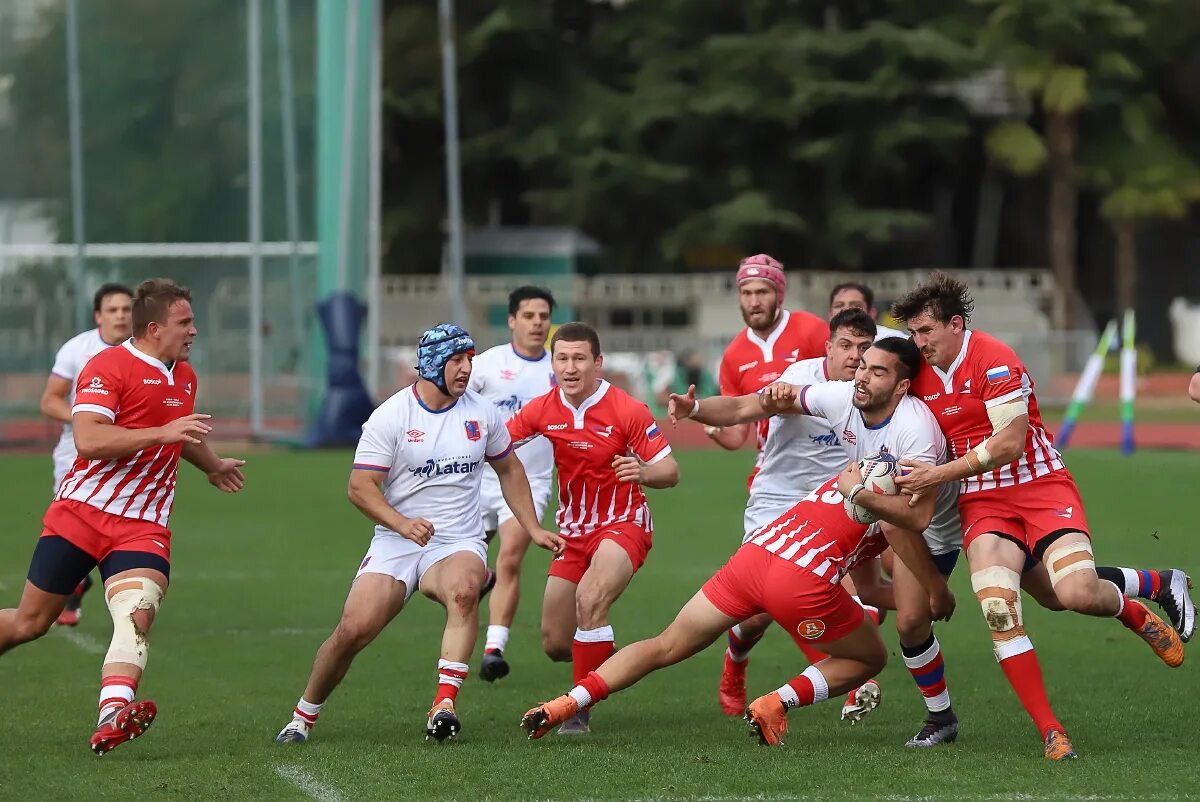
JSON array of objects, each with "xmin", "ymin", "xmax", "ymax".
[
  {"xmin": 53, "ymin": 627, "xmax": 106, "ymax": 655},
  {"xmin": 273, "ymin": 765, "xmax": 344, "ymax": 802},
  {"xmin": 615, "ymin": 796, "xmax": 1174, "ymax": 802}
]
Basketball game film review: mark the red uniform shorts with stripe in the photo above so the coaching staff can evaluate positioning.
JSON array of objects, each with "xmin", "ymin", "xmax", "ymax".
[
  {"xmin": 959, "ymin": 470, "xmax": 1091, "ymax": 559},
  {"xmin": 701, "ymin": 544, "xmax": 866, "ymax": 646},
  {"xmin": 547, "ymin": 522, "xmax": 652, "ymax": 585},
  {"xmin": 42, "ymin": 499, "xmax": 173, "ymax": 564}
]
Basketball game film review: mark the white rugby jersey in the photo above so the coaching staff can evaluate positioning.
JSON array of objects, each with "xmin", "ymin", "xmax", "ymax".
[
  {"xmin": 744, "ymin": 357, "xmax": 847, "ymax": 533},
  {"xmin": 469, "ymin": 344, "xmax": 556, "ymax": 489},
  {"xmin": 797, "ymin": 381, "xmax": 961, "ymax": 555},
  {"xmin": 353, "ymin": 385, "xmax": 513, "ymax": 543},
  {"xmin": 875, "ymin": 324, "xmax": 909, "ymax": 341},
  {"xmin": 49, "ymin": 329, "xmax": 123, "ymax": 471}
]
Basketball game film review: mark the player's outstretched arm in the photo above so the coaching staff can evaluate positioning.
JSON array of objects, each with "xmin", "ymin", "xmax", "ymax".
[
  {"xmin": 668, "ymin": 385, "xmax": 769, "ymax": 428},
  {"xmin": 72, "ymin": 411, "xmax": 212, "ymax": 460},
  {"xmin": 346, "ymin": 469, "xmax": 433, "ymax": 547},
  {"xmin": 181, "ymin": 441, "xmax": 247, "ymax": 493},
  {"xmin": 490, "ymin": 451, "xmax": 565, "ymax": 556}
]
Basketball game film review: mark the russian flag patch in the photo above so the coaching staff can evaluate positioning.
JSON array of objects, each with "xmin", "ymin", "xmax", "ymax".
[
  {"xmin": 986, "ymin": 365, "xmax": 1011, "ymax": 384},
  {"xmin": 646, "ymin": 423, "xmax": 662, "ymax": 439}
]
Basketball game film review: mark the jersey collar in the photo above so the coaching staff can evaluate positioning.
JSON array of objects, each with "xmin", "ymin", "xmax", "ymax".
[
  {"xmin": 510, "ymin": 343, "xmax": 547, "ymax": 363},
  {"xmin": 930, "ymin": 329, "xmax": 972, "ymax": 394},
  {"xmin": 558, "ymin": 379, "xmax": 610, "ymax": 427},
  {"xmin": 745, "ymin": 309, "xmax": 791, "ymax": 364},
  {"xmin": 123, "ymin": 340, "xmax": 176, "ymax": 385}
]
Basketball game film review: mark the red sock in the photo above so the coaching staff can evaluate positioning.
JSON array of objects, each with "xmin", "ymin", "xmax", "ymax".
[
  {"xmin": 578, "ymin": 671, "xmax": 610, "ymax": 705},
  {"xmin": 1116, "ymin": 596, "xmax": 1149, "ymax": 631},
  {"xmin": 434, "ymin": 659, "xmax": 468, "ymax": 706},
  {"xmin": 786, "ymin": 675, "xmax": 817, "ymax": 707},
  {"xmin": 573, "ymin": 626, "xmax": 615, "ymax": 685},
  {"xmin": 997, "ymin": 641, "xmax": 1061, "ymax": 737}
]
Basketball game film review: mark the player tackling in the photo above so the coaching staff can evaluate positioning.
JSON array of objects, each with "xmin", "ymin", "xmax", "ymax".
[
  {"xmin": 275, "ymin": 323, "xmax": 563, "ymax": 744},
  {"xmin": 892, "ymin": 272, "xmax": 1185, "ymax": 759},
  {"xmin": 521, "ymin": 337, "xmax": 955, "ymax": 746},
  {"xmin": 0, "ymin": 278, "xmax": 247, "ymax": 755}
]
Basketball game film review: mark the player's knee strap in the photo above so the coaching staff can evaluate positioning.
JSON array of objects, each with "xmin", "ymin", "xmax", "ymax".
[
  {"xmin": 1041, "ymin": 541, "xmax": 1095, "ymax": 587},
  {"xmin": 104, "ymin": 578, "xmax": 164, "ymax": 669},
  {"xmin": 970, "ymin": 566, "xmax": 1024, "ymax": 642}
]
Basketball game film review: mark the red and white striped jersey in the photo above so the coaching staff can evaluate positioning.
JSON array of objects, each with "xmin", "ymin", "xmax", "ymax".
[
  {"xmin": 507, "ymin": 380, "xmax": 671, "ymax": 538},
  {"xmin": 743, "ymin": 477, "xmax": 886, "ymax": 584},
  {"xmin": 54, "ymin": 341, "xmax": 198, "ymax": 531},
  {"xmin": 910, "ymin": 329, "xmax": 1064, "ymax": 495}
]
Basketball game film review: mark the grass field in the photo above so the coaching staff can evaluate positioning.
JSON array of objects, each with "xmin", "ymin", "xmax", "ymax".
[{"xmin": 0, "ymin": 447, "xmax": 1197, "ymax": 801}]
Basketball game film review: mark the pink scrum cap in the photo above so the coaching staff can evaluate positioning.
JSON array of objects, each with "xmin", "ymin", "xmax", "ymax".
[{"xmin": 735, "ymin": 254, "xmax": 786, "ymax": 296}]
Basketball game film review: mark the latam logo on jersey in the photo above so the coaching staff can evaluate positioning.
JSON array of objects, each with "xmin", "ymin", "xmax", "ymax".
[
  {"xmin": 410, "ymin": 456, "xmax": 482, "ymax": 478},
  {"xmin": 464, "ymin": 420, "xmax": 482, "ymax": 441},
  {"xmin": 809, "ymin": 432, "xmax": 841, "ymax": 447},
  {"xmin": 496, "ymin": 395, "xmax": 522, "ymax": 412},
  {"xmin": 80, "ymin": 376, "xmax": 109, "ymax": 396}
]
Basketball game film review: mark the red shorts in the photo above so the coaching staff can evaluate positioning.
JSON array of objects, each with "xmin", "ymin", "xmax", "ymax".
[
  {"xmin": 41, "ymin": 499, "xmax": 172, "ymax": 564},
  {"xmin": 701, "ymin": 544, "xmax": 867, "ymax": 646},
  {"xmin": 959, "ymin": 471, "xmax": 1090, "ymax": 558},
  {"xmin": 548, "ymin": 522, "xmax": 652, "ymax": 585}
]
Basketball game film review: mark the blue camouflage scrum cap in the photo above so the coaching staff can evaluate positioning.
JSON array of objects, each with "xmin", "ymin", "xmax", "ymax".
[{"xmin": 417, "ymin": 323, "xmax": 476, "ymax": 394}]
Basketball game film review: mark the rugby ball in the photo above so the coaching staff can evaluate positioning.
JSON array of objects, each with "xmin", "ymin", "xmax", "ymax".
[{"xmin": 843, "ymin": 452, "xmax": 899, "ymax": 525}]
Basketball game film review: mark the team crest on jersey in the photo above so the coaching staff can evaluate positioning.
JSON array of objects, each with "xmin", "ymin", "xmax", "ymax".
[
  {"xmin": 797, "ymin": 619, "xmax": 826, "ymax": 640},
  {"xmin": 464, "ymin": 420, "xmax": 481, "ymax": 441},
  {"xmin": 500, "ymin": 369, "xmax": 517, "ymax": 381}
]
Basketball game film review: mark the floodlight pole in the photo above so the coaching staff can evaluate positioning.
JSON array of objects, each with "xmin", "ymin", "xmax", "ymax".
[
  {"xmin": 248, "ymin": 0, "xmax": 265, "ymax": 435},
  {"xmin": 438, "ymin": 0, "xmax": 468, "ymax": 327},
  {"xmin": 65, "ymin": 0, "xmax": 88, "ymax": 330}
]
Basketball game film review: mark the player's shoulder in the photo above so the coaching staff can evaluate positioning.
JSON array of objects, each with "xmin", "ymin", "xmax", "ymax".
[
  {"xmin": 966, "ymin": 329, "xmax": 1021, "ymax": 368},
  {"xmin": 461, "ymin": 387, "xmax": 500, "ymax": 413},
  {"xmin": 84, "ymin": 341, "xmax": 132, "ymax": 371},
  {"xmin": 175, "ymin": 360, "xmax": 198, "ymax": 383},
  {"xmin": 474, "ymin": 343, "xmax": 509, "ymax": 366},
  {"xmin": 896, "ymin": 393, "xmax": 939, "ymax": 426},
  {"xmin": 721, "ymin": 328, "xmax": 753, "ymax": 360},
  {"xmin": 60, "ymin": 327, "xmax": 103, "ymax": 353},
  {"xmin": 786, "ymin": 308, "xmax": 827, "ymax": 332},
  {"xmin": 601, "ymin": 381, "xmax": 651, "ymax": 414},
  {"xmin": 782, "ymin": 356, "xmax": 826, "ymax": 384}
]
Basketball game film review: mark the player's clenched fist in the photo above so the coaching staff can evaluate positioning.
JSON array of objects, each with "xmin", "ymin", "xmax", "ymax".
[
  {"xmin": 158, "ymin": 413, "xmax": 212, "ymax": 445},
  {"xmin": 612, "ymin": 455, "xmax": 645, "ymax": 484},
  {"xmin": 666, "ymin": 384, "xmax": 697, "ymax": 424},
  {"xmin": 758, "ymin": 382, "xmax": 797, "ymax": 414},
  {"xmin": 530, "ymin": 526, "xmax": 566, "ymax": 556},
  {"xmin": 397, "ymin": 516, "xmax": 434, "ymax": 546}
]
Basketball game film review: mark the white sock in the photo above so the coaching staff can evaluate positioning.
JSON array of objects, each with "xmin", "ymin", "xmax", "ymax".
[
  {"xmin": 485, "ymin": 625, "xmax": 510, "ymax": 652},
  {"xmin": 776, "ymin": 683, "xmax": 801, "ymax": 709},
  {"xmin": 295, "ymin": 697, "xmax": 323, "ymax": 724},
  {"xmin": 98, "ymin": 681, "xmax": 135, "ymax": 724},
  {"xmin": 568, "ymin": 685, "xmax": 592, "ymax": 708}
]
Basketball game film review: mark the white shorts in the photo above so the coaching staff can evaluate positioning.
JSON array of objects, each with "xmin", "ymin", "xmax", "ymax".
[
  {"xmin": 479, "ymin": 475, "xmax": 552, "ymax": 532},
  {"xmin": 355, "ymin": 534, "xmax": 487, "ymax": 601},
  {"xmin": 743, "ymin": 494, "xmax": 795, "ymax": 542},
  {"xmin": 52, "ymin": 440, "xmax": 77, "ymax": 493}
]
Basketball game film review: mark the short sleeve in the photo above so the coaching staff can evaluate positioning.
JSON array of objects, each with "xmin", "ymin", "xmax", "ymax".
[
  {"xmin": 506, "ymin": 396, "xmax": 541, "ymax": 446},
  {"xmin": 797, "ymin": 381, "xmax": 854, "ymax": 420},
  {"xmin": 352, "ymin": 406, "xmax": 397, "ymax": 472},
  {"xmin": 891, "ymin": 402, "xmax": 944, "ymax": 466},
  {"xmin": 484, "ymin": 402, "xmax": 513, "ymax": 461},
  {"xmin": 50, "ymin": 340, "xmax": 78, "ymax": 381},
  {"xmin": 72, "ymin": 355, "xmax": 124, "ymax": 421},
  {"xmin": 627, "ymin": 401, "xmax": 672, "ymax": 465},
  {"xmin": 974, "ymin": 342, "xmax": 1028, "ymax": 408}
]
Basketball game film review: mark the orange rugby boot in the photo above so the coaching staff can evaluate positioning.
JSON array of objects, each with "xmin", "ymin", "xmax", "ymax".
[
  {"xmin": 520, "ymin": 695, "xmax": 579, "ymax": 740},
  {"xmin": 1132, "ymin": 603, "xmax": 1185, "ymax": 667},
  {"xmin": 1043, "ymin": 727, "xmax": 1078, "ymax": 760},
  {"xmin": 745, "ymin": 691, "xmax": 789, "ymax": 747}
]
